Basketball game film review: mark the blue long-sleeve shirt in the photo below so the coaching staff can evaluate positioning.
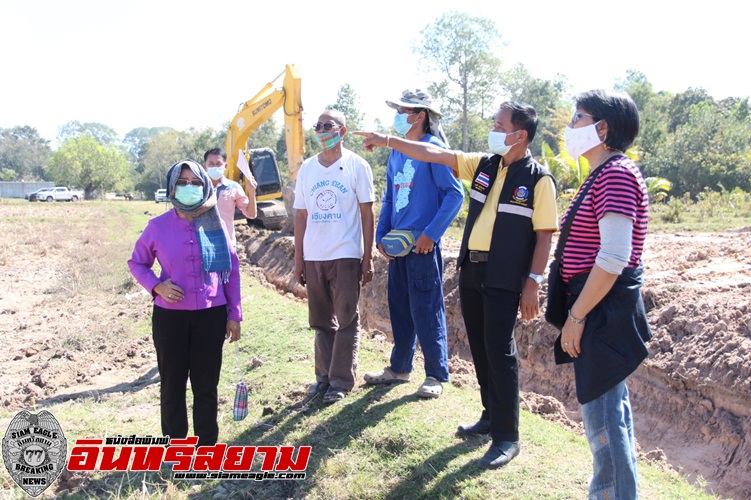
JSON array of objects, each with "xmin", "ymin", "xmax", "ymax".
[{"xmin": 376, "ymin": 134, "xmax": 464, "ymax": 244}]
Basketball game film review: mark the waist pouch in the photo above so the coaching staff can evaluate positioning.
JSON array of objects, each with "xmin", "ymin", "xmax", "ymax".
[{"xmin": 381, "ymin": 230, "xmax": 419, "ymax": 257}]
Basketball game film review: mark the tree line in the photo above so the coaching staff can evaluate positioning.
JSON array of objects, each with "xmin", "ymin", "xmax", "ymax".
[{"xmin": 1, "ymin": 11, "xmax": 748, "ymax": 201}]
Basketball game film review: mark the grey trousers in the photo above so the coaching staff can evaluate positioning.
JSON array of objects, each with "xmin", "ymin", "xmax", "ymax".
[{"xmin": 305, "ymin": 258, "xmax": 361, "ymax": 391}]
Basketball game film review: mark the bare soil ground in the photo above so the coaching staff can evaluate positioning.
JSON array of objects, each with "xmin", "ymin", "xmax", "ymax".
[
  {"xmin": 1, "ymin": 205, "xmax": 749, "ymax": 498},
  {"xmin": 239, "ymin": 224, "xmax": 751, "ymax": 500}
]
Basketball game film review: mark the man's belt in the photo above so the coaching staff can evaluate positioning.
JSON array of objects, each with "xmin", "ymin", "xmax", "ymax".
[{"xmin": 468, "ymin": 250, "xmax": 489, "ymax": 263}]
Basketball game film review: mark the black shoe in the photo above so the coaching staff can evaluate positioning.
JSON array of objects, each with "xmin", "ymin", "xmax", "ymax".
[
  {"xmin": 322, "ymin": 387, "xmax": 347, "ymax": 405},
  {"xmin": 307, "ymin": 381, "xmax": 329, "ymax": 397},
  {"xmin": 456, "ymin": 419, "xmax": 491, "ymax": 436},
  {"xmin": 478, "ymin": 441, "xmax": 520, "ymax": 469}
]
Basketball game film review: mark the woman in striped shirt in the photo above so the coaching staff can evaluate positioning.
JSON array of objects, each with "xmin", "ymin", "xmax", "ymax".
[{"xmin": 557, "ymin": 90, "xmax": 652, "ymax": 499}]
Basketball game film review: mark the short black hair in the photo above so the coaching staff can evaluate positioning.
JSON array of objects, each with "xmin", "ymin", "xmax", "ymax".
[
  {"xmin": 575, "ymin": 90, "xmax": 640, "ymax": 151},
  {"xmin": 204, "ymin": 147, "xmax": 227, "ymax": 162},
  {"xmin": 499, "ymin": 102, "xmax": 538, "ymax": 143},
  {"xmin": 413, "ymin": 108, "xmax": 430, "ymax": 134}
]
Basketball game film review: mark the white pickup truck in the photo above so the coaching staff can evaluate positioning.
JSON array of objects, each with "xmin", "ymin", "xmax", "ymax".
[{"xmin": 33, "ymin": 187, "xmax": 84, "ymax": 202}]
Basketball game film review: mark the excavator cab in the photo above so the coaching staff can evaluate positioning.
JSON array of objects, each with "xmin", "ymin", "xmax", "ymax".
[
  {"xmin": 235, "ymin": 148, "xmax": 287, "ymax": 230},
  {"xmin": 247, "ymin": 148, "xmax": 282, "ymax": 199},
  {"xmin": 225, "ymin": 64, "xmax": 304, "ymax": 232}
]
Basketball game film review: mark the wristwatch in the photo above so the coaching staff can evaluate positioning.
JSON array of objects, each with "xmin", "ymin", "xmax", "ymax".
[{"xmin": 529, "ymin": 273, "xmax": 544, "ymax": 285}]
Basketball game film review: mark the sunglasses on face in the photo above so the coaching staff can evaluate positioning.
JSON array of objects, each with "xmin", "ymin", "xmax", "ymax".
[
  {"xmin": 313, "ymin": 122, "xmax": 341, "ymax": 132},
  {"xmin": 176, "ymin": 178, "xmax": 204, "ymax": 187},
  {"xmin": 397, "ymin": 107, "xmax": 423, "ymax": 115},
  {"xmin": 571, "ymin": 111, "xmax": 595, "ymax": 126}
]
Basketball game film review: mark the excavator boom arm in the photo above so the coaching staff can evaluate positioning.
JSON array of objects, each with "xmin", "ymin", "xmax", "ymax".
[{"xmin": 225, "ymin": 64, "xmax": 304, "ymax": 186}]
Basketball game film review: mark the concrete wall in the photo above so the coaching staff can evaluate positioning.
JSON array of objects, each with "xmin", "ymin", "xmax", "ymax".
[{"xmin": 0, "ymin": 181, "xmax": 54, "ymax": 198}]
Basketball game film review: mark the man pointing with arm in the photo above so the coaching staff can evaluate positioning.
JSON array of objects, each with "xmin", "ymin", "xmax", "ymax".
[{"xmin": 356, "ymin": 101, "xmax": 558, "ymax": 469}]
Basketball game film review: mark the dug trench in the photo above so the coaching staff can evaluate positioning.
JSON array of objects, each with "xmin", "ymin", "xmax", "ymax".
[{"xmin": 237, "ymin": 224, "xmax": 751, "ymax": 499}]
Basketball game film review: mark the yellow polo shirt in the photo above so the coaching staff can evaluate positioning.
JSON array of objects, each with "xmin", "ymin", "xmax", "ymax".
[{"xmin": 456, "ymin": 152, "xmax": 558, "ymax": 251}]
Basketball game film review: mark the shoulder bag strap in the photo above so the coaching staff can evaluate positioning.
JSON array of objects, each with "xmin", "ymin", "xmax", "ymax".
[{"xmin": 553, "ymin": 158, "xmax": 616, "ymax": 262}]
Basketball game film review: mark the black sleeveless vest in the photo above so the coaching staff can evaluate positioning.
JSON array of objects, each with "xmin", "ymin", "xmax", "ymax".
[{"xmin": 458, "ymin": 153, "xmax": 554, "ymax": 292}]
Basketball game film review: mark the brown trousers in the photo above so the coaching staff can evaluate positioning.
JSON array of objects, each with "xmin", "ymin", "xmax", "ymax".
[{"xmin": 305, "ymin": 258, "xmax": 361, "ymax": 391}]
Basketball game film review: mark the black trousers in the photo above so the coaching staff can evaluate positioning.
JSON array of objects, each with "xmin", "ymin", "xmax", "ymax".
[
  {"xmin": 152, "ymin": 305, "xmax": 227, "ymax": 447},
  {"xmin": 459, "ymin": 261, "xmax": 520, "ymax": 442}
]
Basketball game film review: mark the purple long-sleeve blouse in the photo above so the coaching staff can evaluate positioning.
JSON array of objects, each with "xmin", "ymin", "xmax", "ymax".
[{"xmin": 128, "ymin": 210, "xmax": 242, "ymax": 321}]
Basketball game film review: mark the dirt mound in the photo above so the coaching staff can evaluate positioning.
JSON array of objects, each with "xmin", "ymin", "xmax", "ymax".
[{"xmin": 237, "ymin": 225, "xmax": 751, "ymax": 499}]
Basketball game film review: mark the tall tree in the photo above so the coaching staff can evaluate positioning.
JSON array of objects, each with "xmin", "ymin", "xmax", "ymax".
[
  {"xmin": 123, "ymin": 126, "xmax": 174, "ymax": 160},
  {"xmin": 501, "ymin": 64, "xmax": 571, "ymax": 156},
  {"xmin": 416, "ymin": 11, "xmax": 503, "ymax": 150},
  {"xmin": 652, "ymin": 100, "xmax": 751, "ymax": 196},
  {"xmin": 616, "ymin": 71, "xmax": 672, "ymax": 180},
  {"xmin": 186, "ymin": 127, "xmax": 226, "ymax": 161},
  {"xmin": 48, "ymin": 135, "xmax": 132, "ymax": 198},
  {"xmin": 329, "ymin": 84, "xmax": 365, "ymax": 155},
  {"xmin": 138, "ymin": 130, "xmax": 195, "ymax": 193},
  {"xmin": 247, "ymin": 118, "xmax": 280, "ymax": 151},
  {"xmin": 667, "ymin": 88, "xmax": 713, "ymax": 133},
  {"xmin": 57, "ymin": 121, "xmax": 120, "ymax": 146},
  {"xmin": 0, "ymin": 126, "xmax": 52, "ymax": 181}
]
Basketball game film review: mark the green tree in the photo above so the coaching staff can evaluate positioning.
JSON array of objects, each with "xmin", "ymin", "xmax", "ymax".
[
  {"xmin": 48, "ymin": 135, "xmax": 132, "ymax": 198},
  {"xmin": 540, "ymin": 139, "xmax": 590, "ymax": 193},
  {"xmin": 0, "ymin": 126, "xmax": 52, "ymax": 181},
  {"xmin": 328, "ymin": 83, "xmax": 391, "ymax": 198},
  {"xmin": 329, "ymin": 84, "xmax": 365, "ymax": 155},
  {"xmin": 501, "ymin": 64, "xmax": 572, "ymax": 156},
  {"xmin": 655, "ymin": 100, "xmax": 751, "ymax": 196},
  {"xmin": 123, "ymin": 126, "xmax": 174, "ymax": 160},
  {"xmin": 138, "ymin": 130, "xmax": 195, "ymax": 193},
  {"xmin": 187, "ymin": 127, "xmax": 226, "ymax": 161},
  {"xmin": 644, "ymin": 177, "xmax": 672, "ymax": 202},
  {"xmin": 667, "ymin": 88, "xmax": 713, "ymax": 133},
  {"xmin": 134, "ymin": 127, "xmax": 226, "ymax": 194},
  {"xmin": 57, "ymin": 121, "xmax": 120, "ymax": 146},
  {"xmin": 247, "ymin": 118, "xmax": 280, "ymax": 151},
  {"xmin": 616, "ymin": 72, "xmax": 672, "ymax": 179},
  {"xmin": 416, "ymin": 11, "xmax": 503, "ymax": 151}
]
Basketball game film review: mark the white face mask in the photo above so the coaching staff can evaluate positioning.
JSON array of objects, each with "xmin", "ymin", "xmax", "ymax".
[
  {"xmin": 564, "ymin": 121, "xmax": 602, "ymax": 158},
  {"xmin": 487, "ymin": 130, "xmax": 519, "ymax": 156},
  {"xmin": 207, "ymin": 166, "xmax": 225, "ymax": 180}
]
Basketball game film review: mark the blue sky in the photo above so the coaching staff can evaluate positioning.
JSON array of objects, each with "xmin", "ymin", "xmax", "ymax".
[{"xmin": 2, "ymin": 0, "xmax": 749, "ymax": 147}]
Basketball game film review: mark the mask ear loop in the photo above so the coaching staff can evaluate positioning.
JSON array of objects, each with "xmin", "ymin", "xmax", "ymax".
[{"xmin": 594, "ymin": 120, "xmax": 611, "ymax": 150}]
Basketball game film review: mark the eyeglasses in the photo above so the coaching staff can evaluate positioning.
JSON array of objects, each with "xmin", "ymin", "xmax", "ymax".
[
  {"xmin": 571, "ymin": 111, "xmax": 595, "ymax": 126},
  {"xmin": 176, "ymin": 178, "xmax": 204, "ymax": 187},
  {"xmin": 313, "ymin": 122, "xmax": 341, "ymax": 132},
  {"xmin": 397, "ymin": 107, "xmax": 423, "ymax": 115}
]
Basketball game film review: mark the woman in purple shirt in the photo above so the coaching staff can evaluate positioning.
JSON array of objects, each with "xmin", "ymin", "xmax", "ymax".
[{"xmin": 129, "ymin": 159, "xmax": 242, "ymax": 447}]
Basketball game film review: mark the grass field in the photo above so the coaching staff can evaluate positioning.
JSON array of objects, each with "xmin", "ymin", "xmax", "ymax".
[{"xmin": 0, "ymin": 199, "xmax": 723, "ymax": 499}]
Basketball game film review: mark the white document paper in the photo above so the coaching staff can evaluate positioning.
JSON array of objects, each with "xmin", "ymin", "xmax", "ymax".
[{"xmin": 237, "ymin": 150, "xmax": 257, "ymax": 188}]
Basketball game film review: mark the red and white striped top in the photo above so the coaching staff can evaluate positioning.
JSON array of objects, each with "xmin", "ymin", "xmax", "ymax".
[{"xmin": 560, "ymin": 156, "xmax": 649, "ymax": 281}]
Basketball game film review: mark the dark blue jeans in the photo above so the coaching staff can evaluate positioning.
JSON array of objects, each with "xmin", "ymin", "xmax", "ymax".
[
  {"xmin": 387, "ymin": 245, "xmax": 449, "ymax": 382},
  {"xmin": 459, "ymin": 261, "xmax": 520, "ymax": 442}
]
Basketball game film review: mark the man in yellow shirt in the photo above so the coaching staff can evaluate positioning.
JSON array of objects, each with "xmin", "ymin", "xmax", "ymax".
[{"xmin": 355, "ymin": 102, "xmax": 558, "ymax": 469}]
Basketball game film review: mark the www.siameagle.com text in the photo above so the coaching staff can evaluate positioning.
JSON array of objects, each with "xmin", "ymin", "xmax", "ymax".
[{"xmin": 173, "ymin": 471, "xmax": 306, "ymax": 480}]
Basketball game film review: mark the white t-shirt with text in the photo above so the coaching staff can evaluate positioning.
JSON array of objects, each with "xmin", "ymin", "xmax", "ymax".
[{"xmin": 293, "ymin": 148, "xmax": 375, "ymax": 261}]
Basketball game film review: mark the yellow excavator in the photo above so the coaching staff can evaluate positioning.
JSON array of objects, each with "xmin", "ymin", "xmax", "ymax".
[{"xmin": 224, "ymin": 64, "xmax": 304, "ymax": 230}]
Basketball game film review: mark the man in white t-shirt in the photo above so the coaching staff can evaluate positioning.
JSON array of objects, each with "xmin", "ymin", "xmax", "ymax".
[{"xmin": 293, "ymin": 109, "xmax": 375, "ymax": 405}]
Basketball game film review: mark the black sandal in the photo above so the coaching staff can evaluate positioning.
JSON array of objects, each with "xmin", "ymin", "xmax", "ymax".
[{"xmin": 323, "ymin": 387, "xmax": 346, "ymax": 404}]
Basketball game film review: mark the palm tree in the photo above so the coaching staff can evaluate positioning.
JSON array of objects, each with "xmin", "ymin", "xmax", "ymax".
[
  {"xmin": 645, "ymin": 176, "xmax": 672, "ymax": 202},
  {"xmin": 539, "ymin": 140, "xmax": 590, "ymax": 193},
  {"xmin": 540, "ymin": 139, "xmax": 645, "ymax": 193}
]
